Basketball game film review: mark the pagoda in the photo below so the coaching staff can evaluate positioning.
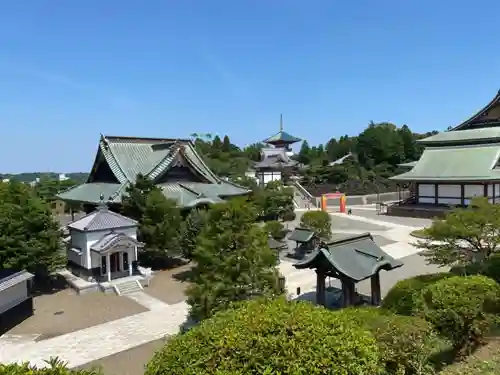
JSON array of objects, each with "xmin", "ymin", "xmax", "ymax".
[
  {"xmin": 253, "ymin": 115, "xmax": 301, "ymax": 185},
  {"xmin": 390, "ymin": 89, "xmax": 500, "ymax": 216}
]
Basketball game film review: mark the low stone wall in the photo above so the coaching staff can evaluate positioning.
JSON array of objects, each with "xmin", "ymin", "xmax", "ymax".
[{"xmin": 320, "ymin": 191, "xmax": 409, "ymax": 208}]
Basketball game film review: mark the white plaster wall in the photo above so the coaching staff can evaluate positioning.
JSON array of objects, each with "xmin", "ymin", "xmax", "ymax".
[
  {"xmin": 85, "ymin": 228, "xmax": 137, "ymax": 269},
  {"xmin": 496, "ymin": 184, "xmax": 500, "ymax": 196},
  {"xmin": 69, "ymin": 230, "xmax": 87, "ymax": 268},
  {"xmin": 263, "ymin": 172, "xmax": 281, "ymax": 184},
  {"xmin": 464, "ymin": 184, "xmax": 484, "ymax": 205},
  {"xmin": 488, "ymin": 184, "xmax": 494, "ymax": 198},
  {"xmin": 0, "ymin": 281, "xmax": 28, "ymax": 314},
  {"xmin": 437, "ymin": 185, "xmax": 461, "ymax": 205},
  {"xmin": 417, "ymin": 184, "xmax": 434, "ymax": 204}
]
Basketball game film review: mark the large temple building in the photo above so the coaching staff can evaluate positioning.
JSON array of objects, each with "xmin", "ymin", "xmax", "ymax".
[
  {"xmin": 253, "ymin": 115, "xmax": 301, "ymax": 185},
  {"xmin": 58, "ymin": 135, "xmax": 249, "ymax": 210},
  {"xmin": 390, "ymin": 90, "xmax": 500, "ymax": 215}
]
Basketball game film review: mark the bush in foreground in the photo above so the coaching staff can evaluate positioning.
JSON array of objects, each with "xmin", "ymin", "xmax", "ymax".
[
  {"xmin": 0, "ymin": 358, "xmax": 102, "ymax": 375},
  {"xmin": 263, "ymin": 220, "xmax": 287, "ymax": 240},
  {"xmin": 382, "ymin": 273, "xmax": 452, "ymax": 316},
  {"xmin": 337, "ymin": 307, "xmax": 447, "ymax": 375},
  {"xmin": 450, "ymin": 253, "xmax": 500, "ymax": 284},
  {"xmin": 146, "ymin": 297, "xmax": 383, "ymax": 375},
  {"xmin": 416, "ymin": 275, "xmax": 500, "ymax": 355}
]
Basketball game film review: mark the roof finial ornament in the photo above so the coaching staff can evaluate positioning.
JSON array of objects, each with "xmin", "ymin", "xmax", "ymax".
[
  {"xmin": 98, "ymin": 193, "xmax": 108, "ymax": 210},
  {"xmin": 280, "ymin": 114, "xmax": 283, "ymax": 132}
]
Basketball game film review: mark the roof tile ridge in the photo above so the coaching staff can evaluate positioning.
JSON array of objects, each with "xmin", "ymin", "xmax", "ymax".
[
  {"xmin": 146, "ymin": 141, "xmax": 182, "ymax": 179},
  {"xmin": 183, "ymin": 143, "xmax": 220, "ymax": 182},
  {"xmin": 100, "ymin": 135, "xmax": 129, "ymax": 183}
]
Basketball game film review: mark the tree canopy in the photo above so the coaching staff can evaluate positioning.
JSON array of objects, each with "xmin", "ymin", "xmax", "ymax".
[
  {"xmin": 186, "ymin": 198, "xmax": 281, "ymax": 321},
  {"xmin": 0, "ymin": 181, "xmax": 65, "ymax": 278}
]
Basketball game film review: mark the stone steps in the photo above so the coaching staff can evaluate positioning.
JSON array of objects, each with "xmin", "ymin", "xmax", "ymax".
[{"xmin": 114, "ymin": 280, "xmax": 143, "ymax": 296}]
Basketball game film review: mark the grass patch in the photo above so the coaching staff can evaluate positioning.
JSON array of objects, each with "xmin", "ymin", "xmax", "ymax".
[{"xmin": 410, "ymin": 228, "xmax": 430, "ymax": 239}]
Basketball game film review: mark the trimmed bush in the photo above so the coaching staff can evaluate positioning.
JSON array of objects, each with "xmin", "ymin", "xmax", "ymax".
[
  {"xmin": 263, "ymin": 220, "xmax": 287, "ymax": 240},
  {"xmin": 300, "ymin": 210, "xmax": 331, "ymax": 239},
  {"xmin": 281, "ymin": 210, "xmax": 296, "ymax": 222},
  {"xmin": 450, "ymin": 253, "xmax": 500, "ymax": 284},
  {"xmin": 416, "ymin": 275, "xmax": 500, "ymax": 354},
  {"xmin": 382, "ymin": 273, "xmax": 452, "ymax": 316},
  {"xmin": 337, "ymin": 307, "xmax": 447, "ymax": 375},
  {"xmin": 0, "ymin": 358, "xmax": 102, "ymax": 374},
  {"xmin": 146, "ymin": 297, "xmax": 383, "ymax": 375}
]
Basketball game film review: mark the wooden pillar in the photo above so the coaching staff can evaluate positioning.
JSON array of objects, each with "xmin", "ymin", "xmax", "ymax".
[
  {"xmin": 460, "ymin": 184, "xmax": 465, "ymax": 206},
  {"xmin": 484, "ymin": 183, "xmax": 488, "ymax": 198},
  {"xmin": 316, "ymin": 270, "xmax": 326, "ymax": 306},
  {"xmin": 106, "ymin": 254, "xmax": 111, "ymax": 282},
  {"xmin": 341, "ymin": 279, "xmax": 356, "ymax": 307},
  {"xmin": 494, "ymin": 184, "xmax": 496, "ymax": 204},
  {"xmin": 434, "ymin": 184, "xmax": 438, "ymax": 204},
  {"xmin": 370, "ymin": 273, "xmax": 381, "ymax": 306}
]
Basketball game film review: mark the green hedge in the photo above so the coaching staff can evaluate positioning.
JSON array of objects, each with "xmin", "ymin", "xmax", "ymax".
[
  {"xmin": 416, "ymin": 275, "xmax": 500, "ymax": 355},
  {"xmin": 263, "ymin": 220, "xmax": 287, "ymax": 240},
  {"xmin": 146, "ymin": 297, "xmax": 383, "ymax": 375},
  {"xmin": 336, "ymin": 307, "xmax": 446, "ymax": 375},
  {"xmin": 382, "ymin": 273, "xmax": 452, "ymax": 316},
  {"xmin": 450, "ymin": 253, "xmax": 500, "ymax": 284},
  {"xmin": 300, "ymin": 210, "xmax": 331, "ymax": 240},
  {"xmin": 0, "ymin": 358, "xmax": 102, "ymax": 375}
]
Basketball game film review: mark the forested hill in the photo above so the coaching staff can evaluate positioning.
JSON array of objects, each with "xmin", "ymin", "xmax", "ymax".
[{"xmin": 0, "ymin": 172, "xmax": 88, "ymax": 183}]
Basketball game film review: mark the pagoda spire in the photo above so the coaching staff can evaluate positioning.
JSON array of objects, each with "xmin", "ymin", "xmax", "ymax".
[{"xmin": 280, "ymin": 114, "xmax": 283, "ymax": 132}]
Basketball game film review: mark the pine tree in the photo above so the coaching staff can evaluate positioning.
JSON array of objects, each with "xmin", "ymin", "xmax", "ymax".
[
  {"xmin": 0, "ymin": 181, "xmax": 65, "ymax": 279},
  {"xmin": 187, "ymin": 199, "xmax": 281, "ymax": 321},
  {"xmin": 180, "ymin": 208, "xmax": 207, "ymax": 261},
  {"xmin": 121, "ymin": 174, "xmax": 158, "ymax": 221}
]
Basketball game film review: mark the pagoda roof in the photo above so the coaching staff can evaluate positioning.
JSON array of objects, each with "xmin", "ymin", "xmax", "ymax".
[
  {"xmin": 262, "ymin": 130, "xmax": 301, "ymax": 144},
  {"xmin": 452, "ymin": 90, "xmax": 500, "ymax": 131},
  {"xmin": 294, "ymin": 233, "xmax": 402, "ymax": 282},
  {"xmin": 57, "ymin": 135, "xmax": 249, "ymax": 207},
  {"xmin": 289, "ymin": 228, "xmax": 316, "ymax": 243},
  {"xmin": 391, "ymin": 143, "xmax": 500, "ymax": 182}
]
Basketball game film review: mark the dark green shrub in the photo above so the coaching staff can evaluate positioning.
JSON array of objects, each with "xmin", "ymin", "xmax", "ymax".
[
  {"xmin": 337, "ymin": 307, "xmax": 446, "ymax": 375},
  {"xmin": 300, "ymin": 210, "xmax": 331, "ymax": 239},
  {"xmin": 281, "ymin": 210, "xmax": 296, "ymax": 222},
  {"xmin": 0, "ymin": 358, "xmax": 102, "ymax": 374},
  {"xmin": 146, "ymin": 297, "xmax": 383, "ymax": 375},
  {"xmin": 450, "ymin": 253, "xmax": 500, "ymax": 284},
  {"xmin": 417, "ymin": 275, "xmax": 500, "ymax": 354},
  {"xmin": 263, "ymin": 220, "xmax": 287, "ymax": 240},
  {"xmin": 382, "ymin": 273, "xmax": 452, "ymax": 316}
]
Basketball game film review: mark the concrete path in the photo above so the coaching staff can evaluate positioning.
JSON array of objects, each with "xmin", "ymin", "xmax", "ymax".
[
  {"xmin": 0, "ymin": 301, "xmax": 189, "ymax": 369},
  {"xmin": 125, "ymin": 292, "xmax": 170, "ymax": 311}
]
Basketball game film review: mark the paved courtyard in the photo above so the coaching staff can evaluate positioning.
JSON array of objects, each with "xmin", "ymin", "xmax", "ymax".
[{"xmin": 0, "ymin": 206, "xmax": 439, "ymax": 373}]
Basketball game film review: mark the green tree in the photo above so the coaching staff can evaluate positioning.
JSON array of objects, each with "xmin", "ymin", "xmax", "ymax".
[
  {"xmin": 1, "ymin": 357, "xmax": 102, "ymax": 374},
  {"xmin": 416, "ymin": 197, "xmax": 500, "ymax": 267},
  {"xmin": 0, "ymin": 181, "xmax": 65, "ymax": 279},
  {"xmin": 221, "ymin": 135, "xmax": 232, "ymax": 153},
  {"xmin": 187, "ymin": 199, "xmax": 281, "ymax": 321},
  {"xmin": 121, "ymin": 174, "xmax": 158, "ymax": 221},
  {"xmin": 211, "ymin": 135, "xmax": 222, "ymax": 150},
  {"xmin": 140, "ymin": 190, "xmax": 182, "ymax": 258},
  {"xmin": 180, "ymin": 208, "xmax": 208, "ymax": 260},
  {"xmin": 297, "ymin": 140, "xmax": 311, "ymax": 164},
  {"xmin": 300, "ymin": 210, "xmax": 332, "ymax": 240}
]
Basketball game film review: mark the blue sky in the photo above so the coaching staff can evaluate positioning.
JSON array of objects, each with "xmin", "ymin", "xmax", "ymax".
[{"xmin": 1, "ymin": 1, "xmax": 500, "ymax": 173}]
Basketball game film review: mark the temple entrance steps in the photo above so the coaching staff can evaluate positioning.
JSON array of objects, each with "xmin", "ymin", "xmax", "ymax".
[
  {"xmin": 290, "ymin": 181, "xmax": 318, "ymax": 209},
  {"xmin": 113, "ymin": 279, "xmax": 143, "ymax": 296}
]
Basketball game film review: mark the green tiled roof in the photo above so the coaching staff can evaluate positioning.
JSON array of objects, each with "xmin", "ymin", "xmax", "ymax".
[
  {"xmin": 57, "ymin": 135, "xmax": 249, "ymax": 207},
  {"xmin": 58, "ymin": 183, "xmax": 124, "ymax": 204},
  {"xmin": 391, "ymin": 144, "xmax": 500, "ymax": 181},
  {"xmin": 289, "ymin": 228, "xmax": 315, "ymax": 243},
  {"xmin": 418, "ymin": 128, "xmax": 500, "ymax": 145},
  {"xmin": 294, "ymin": 233, "xmax": 403, "ymax": 282},
  {"xmin": 262, "ymin": 131, "xmax": 301, "ymax": 144}
]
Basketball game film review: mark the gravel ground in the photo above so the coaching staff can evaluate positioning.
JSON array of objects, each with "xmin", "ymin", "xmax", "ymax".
[
  {"xmin": 143, "ymin": 264, "xmax": 191, "ymax": 305},
  {"xmin": 78, "ymin": 338, "xmax": 166, "ymax": 375},
  {"xmin": 6, "ymin": 288, "xmax": 147, "ymax": 340}
]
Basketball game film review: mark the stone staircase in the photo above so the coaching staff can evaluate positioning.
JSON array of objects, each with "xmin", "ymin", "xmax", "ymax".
[{"xmin": 114, "ymin": 280, "xmax": 143, "ymax": 296}]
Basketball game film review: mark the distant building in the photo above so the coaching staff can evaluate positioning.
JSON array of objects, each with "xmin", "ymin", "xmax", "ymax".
[
  {"xmin": 252, "ymin": 115, "xmax": 301, "ymax": 185},
  {"xmin": 58, "ymin": 173, "xmax": 69, "ymax": 181},
  {"xmin": 57, "ymin": 135, "xmax": 249, "ymax": 210},
  {"xmin": 390, "ymin": 89, "xmax": 500, "ymax": 216}
]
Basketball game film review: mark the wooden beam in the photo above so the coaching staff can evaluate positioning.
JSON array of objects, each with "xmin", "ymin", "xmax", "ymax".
[{"xmin": 370, "ymin": 273, "xmax": 381, "ymax": 306}]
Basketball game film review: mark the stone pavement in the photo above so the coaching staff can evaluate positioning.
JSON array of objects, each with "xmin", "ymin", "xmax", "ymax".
[{"xmin": 0, "ymin": 206, "xmax": 433, "ymax": 369}]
